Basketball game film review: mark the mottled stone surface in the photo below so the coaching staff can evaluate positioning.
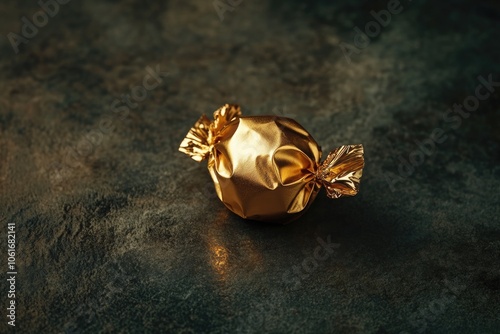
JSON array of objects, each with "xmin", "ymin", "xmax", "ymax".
[{"xmin": 0, "ymin": 0, "xmax": 499, "ymax": 333}]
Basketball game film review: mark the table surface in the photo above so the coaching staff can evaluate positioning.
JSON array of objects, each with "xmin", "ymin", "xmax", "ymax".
[{"xmin": 1, "ymin": 0, "xmax": 499, "ymax": 333}]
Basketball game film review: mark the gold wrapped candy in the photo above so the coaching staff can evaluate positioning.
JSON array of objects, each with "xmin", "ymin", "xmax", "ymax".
[{"xmin": 179, "ymin": 104, "xmax": 364, "ymax": 223}]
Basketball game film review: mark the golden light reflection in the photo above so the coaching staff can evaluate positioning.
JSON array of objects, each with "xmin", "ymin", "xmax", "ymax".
[
  {"xmin": 207, "ymin": 210, "xmax": 264, "ymax": 282},
  {"xmin": 210, "ymin": 244, "xmax": 229, "ymax": 279}
]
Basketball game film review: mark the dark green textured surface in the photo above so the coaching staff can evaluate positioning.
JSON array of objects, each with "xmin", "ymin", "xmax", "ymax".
[{"xmin": 0, "ymin": 0, "xmax": 499, "ymax": 333}]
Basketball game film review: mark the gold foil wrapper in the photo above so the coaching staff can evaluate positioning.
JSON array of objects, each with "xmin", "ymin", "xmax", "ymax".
[{"xmin": 179, "ymin": 104, "xmax": 364, "ymax": 223}]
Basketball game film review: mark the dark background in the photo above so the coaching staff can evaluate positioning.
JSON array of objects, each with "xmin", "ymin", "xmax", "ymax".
[{"xmin": 1, "ymin": 0, "xmax": 499, "ymax": 333}]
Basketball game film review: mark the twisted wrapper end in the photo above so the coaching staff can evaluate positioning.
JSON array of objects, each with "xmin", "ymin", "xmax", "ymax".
[
  {"xmin": 178, "ymin": 114, "xmax": 212, "ymax": 162},
  {"xmin": 179, "ymin": 104, "xmax": 242, "ymax": 162},
  {"xmin": 316, "ymin": 144, "xmax": 364, "ymax": 199}
]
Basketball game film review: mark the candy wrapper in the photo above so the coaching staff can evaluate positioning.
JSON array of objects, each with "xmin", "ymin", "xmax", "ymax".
[{"xmin": 179, "ymin": 104, "xmax": 364, "ymax": 223}]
